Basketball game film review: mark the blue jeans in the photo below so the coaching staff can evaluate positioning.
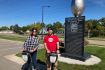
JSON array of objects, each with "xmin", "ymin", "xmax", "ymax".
[{"xmin": 28, "ymin": 51, "xmax": 37, "ymax": 69}]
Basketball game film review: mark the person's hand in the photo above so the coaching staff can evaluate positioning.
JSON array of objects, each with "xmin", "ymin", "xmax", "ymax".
[
  {"xmin": 30, "ymin": 50, "xmax": 34, "ymax": 53},
  {"xmin": 22, "ymin": 48, "xmax": 26, "ymax": 52},
  {"xmin": 30, "ymin": 48, "xmax": 37, "ymax": 53},
  {"xmin": 57, "ymin": 50, "xmax": 60, "ymax": 54},
  {"xmin": 47, "ymin": 50, "xmax": 50, "ymax": 53},
  {"xmin": 33, "ymin": 48, "xmax": 37, "ymax": 52}
]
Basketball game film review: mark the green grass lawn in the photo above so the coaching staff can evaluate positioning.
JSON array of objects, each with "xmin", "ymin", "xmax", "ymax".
[
  {"xmin": 17, "ymin": 46, "xmax": 105, "ymax": 70},
  {"xmin": 0, "ymin": 34, "xmax": 44, "ymax": 44},
  {"xmin": 0, "ymin": 34, "xmax": 64, "ymax": 44},
  {"xmin": 0, "ymin": 34, "xmax": 26, "ymax": 42}
]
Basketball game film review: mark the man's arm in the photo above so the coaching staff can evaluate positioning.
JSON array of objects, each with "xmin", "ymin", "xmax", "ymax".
[
  {"xmin": 56, "ymin": 42, "xmax": 60, "ymax": 54},
  {"xmin": 44, "ymin": 43, "xmax": 50, "ymax": 53},
  {"xmin": 56, "ymin": 36, "xmax": 60, "ymax": 53},
  {"xmin": 56, "ymin": 35, "xmax": 60, "ymax": 50},
  {"xmin": 44, "ymin": 43, "xmax": 48, "ymax": 51},
  {"xmin": 57, "ymin": 42, "xmax": 60, "ymax": 50}
]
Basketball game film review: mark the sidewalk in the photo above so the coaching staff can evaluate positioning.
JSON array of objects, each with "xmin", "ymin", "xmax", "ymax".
[{"xmin": 87, "ymin": 39, "xmax": 105, "ymax": 46}]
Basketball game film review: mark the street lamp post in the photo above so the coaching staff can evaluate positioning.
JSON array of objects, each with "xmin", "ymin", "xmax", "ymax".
[{"xmin": 41, "ymin": 6, "xmax": 50, "ymax": 38}]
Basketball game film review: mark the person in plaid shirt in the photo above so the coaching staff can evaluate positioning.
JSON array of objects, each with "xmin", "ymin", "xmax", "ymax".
[{"xmin": 23, "ymin": 28, "xmax": 39, "ymax": 70}]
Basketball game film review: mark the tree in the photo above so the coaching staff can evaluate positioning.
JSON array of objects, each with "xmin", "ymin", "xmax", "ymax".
[
  {"xmin": 53, "ymin": 21, "xmax": 63, "ymax": 33},
  {"xmin": 85, "ymin": 19, "xmax": 98, "ymax": 38},
  {"xmin": 46, "ymin": 24, "xmax": 53, "ymax": 28},
  {"xmin": 99, "ymin": 17, "xmax": 105, "ymax": 27},
  {"xmin": 22, "ymin": 26, "xmax": 29, "ymax": 32},
  {"xmin": 21, "ymin": 22, "xmax": 42, "ymax": 33},
  {"xmin": 41, "ymin": 23, "xmax": 46, "ymax": 28},
  {"xmin": 21, "ymin": 23, "xmax": 35, "ymax": 32},
  {"xmin": 34, "ymin": 22, "xmax": 42, "ymax": 32},
  {"xmin": 12, "ymin": 24, "xmax": 21, "ymax": 33},
  {"xmin": 10, "ymin": 25, "xmax": 14, "ymax": 30},
  {"xmin": 0, "ymin": 26, "xmax": 9, "ymax": 31}
]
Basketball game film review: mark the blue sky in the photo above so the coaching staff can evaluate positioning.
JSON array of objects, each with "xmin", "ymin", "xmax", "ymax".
[{"xmin": 0, "ymin": 0, "xmax": 105, "ymax": 26}]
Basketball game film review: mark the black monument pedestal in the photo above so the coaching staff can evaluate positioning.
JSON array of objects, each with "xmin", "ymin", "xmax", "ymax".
[
  {"xmin": 61, "ymin": 52, "xmax": 90, "ymax": 61},
  {"xmin": 61, "ymin": 16, "xmax": 90, "ymax": 61}
]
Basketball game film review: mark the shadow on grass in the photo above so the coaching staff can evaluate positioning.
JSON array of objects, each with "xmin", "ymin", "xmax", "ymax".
[
  {"xmin": 21, "ymin": 59, "xmax": 63, "ymax": 70},
  {"xmin": 21, "ymin": 47, "xmax": 65, "ymax": 70},
  {"xmin": 21, "ymin": 59, "xmax": 46, "ymax": 70},
  {"xmin": 37, "ymin": 59, "xmax": 46, "ymax": 70},
  {"xmin": 37, "ymin": 59, "xmax": 61, "ymax": 70}
]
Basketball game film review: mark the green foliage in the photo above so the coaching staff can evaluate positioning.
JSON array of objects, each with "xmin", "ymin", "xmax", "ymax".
[
  {"xmin": 85, "ymin": 17, "xmax": 105, "ymax": 37},
  {"xmin": 10, "ymin": 24, "xmax": 22, "ymax": 33},
  {"xmin": 41, "ymin": 23, "xmax": 46, "ymax": 28},
  {"xmin": 0, "ymin": 34, "xmax": 26, "ymax": 42},
  {"xmin": 99, "ymin": 17, "xmax": 105, "ymax": 27},
  {"xmin": 21, "ymin": 21, "xmax": 64, "ymax": 34},
  {"xmin": 46, "ymin": 24, "xmax": 53, "ymax": 28},
  {"xmin": 34, "ymin": 22, "xmax": 42, "ymax": 32},
  {"xmin": 21, "ymin": 22, "xmax": 42, "ymax": 33},
  {"xmin": 53, "ymin": 21, "xmax": 64, "ymax": 33},
  {"xmin": 0, "ymin": 26, "xmax": 9, "ymax": 31}
]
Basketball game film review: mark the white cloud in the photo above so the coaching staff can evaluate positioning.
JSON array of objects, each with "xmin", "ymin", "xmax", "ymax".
[
  {"xmin": 95, "ymin": 0, "xmax": 105, "ymax": 7},
  {"xmin": 88, "ymin": 0, "xmax": 105, "ymax": 7}
]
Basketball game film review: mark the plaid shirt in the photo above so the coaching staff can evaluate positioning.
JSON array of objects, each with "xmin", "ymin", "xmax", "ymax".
[{"xmin": 23, "ymin": 36, "xmax": 39, "ymax": 51}]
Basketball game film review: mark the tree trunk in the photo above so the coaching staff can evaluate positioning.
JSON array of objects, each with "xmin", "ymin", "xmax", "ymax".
[{"xmin": 88, "ymin": 30, "xmax": 90, "ymax": 38}]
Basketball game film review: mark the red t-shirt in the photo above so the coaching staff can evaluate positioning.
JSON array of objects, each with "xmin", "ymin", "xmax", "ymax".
[{"xmin": 44, "ymin": 34, "xmax": 59, "ymax": 52}]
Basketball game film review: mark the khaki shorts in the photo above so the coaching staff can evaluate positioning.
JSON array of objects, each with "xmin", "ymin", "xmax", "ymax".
[{"xmin": 46, "ymin": 53, "xmax": 58, "ymax": 68}]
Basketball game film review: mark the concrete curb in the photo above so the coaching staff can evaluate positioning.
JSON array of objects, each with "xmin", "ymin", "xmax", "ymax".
[
  {"xmin": 58, "ymin": 54, "xmax": 101, "ymax": 66},
  {"xmin": 4, "ymin": 54, "xmax": 101, "ymax": 66},
  {"xmin": 4, "ymin": 54, "xmax": 25, "ymax": 65}
]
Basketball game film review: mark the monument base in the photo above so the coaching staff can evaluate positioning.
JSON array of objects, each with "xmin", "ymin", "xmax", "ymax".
[{"xmin": 61, "ymin": 53, "xmax": 90, "ymax": 61}]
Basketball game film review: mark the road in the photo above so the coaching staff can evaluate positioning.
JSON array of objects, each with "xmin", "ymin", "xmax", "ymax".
[
  {"xmin": 87, "ymin": 39, "xmax": 105, "ymax": 46},
  {"xmin": 0, "ymin": 39, "xmax": 45, "ymax": 70},
  {"xmin": 0, "ymin": 39, "xmax": 23, "ymax": 70}
]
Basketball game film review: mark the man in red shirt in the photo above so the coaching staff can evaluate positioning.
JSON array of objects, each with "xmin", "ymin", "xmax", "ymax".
[{"xmin": 44, "ymin": 27, "xmax": 60, "ymax": 70}]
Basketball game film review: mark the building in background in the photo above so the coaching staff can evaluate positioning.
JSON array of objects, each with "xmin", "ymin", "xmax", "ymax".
[{"xmin": 39, "ymin": 27, "xmax": 47, "ymax": 34}]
